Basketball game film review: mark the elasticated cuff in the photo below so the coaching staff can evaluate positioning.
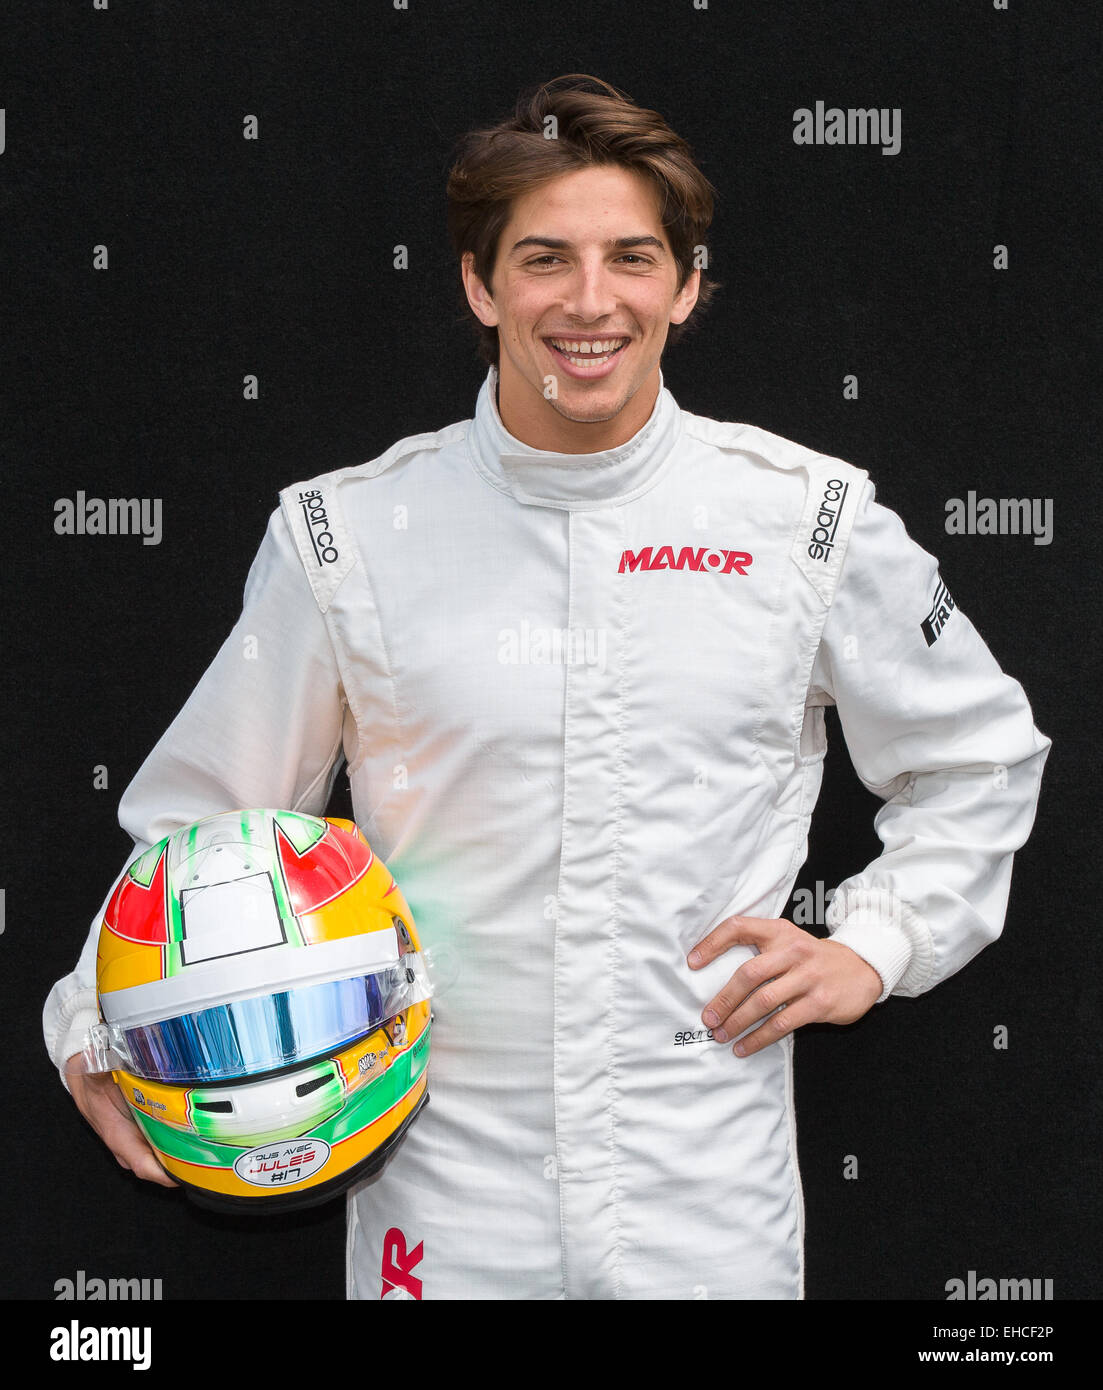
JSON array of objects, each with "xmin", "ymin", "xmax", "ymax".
[
  {"xmin": 42, "ymin": 985, "xmax": 99, "ymax": 1094},
  {"xmin": 825, "ymin": 886, "xmax": 935, "ymax": 1001}
]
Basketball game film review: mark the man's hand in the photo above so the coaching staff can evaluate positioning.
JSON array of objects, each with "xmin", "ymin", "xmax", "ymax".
[
  {"xmin": 687, "ymin": 915, "xmax": 883, "ymax": 1057},
  {"xmin": 65, "ymin": 1056, "xmax": 179, "ymax": 1187}
]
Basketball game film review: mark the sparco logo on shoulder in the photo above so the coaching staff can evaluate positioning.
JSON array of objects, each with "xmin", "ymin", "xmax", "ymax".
[
  {"xmin": 618, "ymin": 545, "xmax": 753, "ymax": 575},
  {"xmin": 298, "ymin": 489, "xmax": 339, "ymax": 566},
  {"xmin": 807, "ymin": 478, "xmax": 849, "ymax": 562}
]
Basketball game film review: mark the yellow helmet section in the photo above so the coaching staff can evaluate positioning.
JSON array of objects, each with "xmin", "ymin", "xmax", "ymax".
[
  {"xmin": 296, "ymin": 840, "xmax": 416, "ymax": 948},
  {"xmin": 97, "ymin": 935, "xmax": 165, "ymax": 995}
]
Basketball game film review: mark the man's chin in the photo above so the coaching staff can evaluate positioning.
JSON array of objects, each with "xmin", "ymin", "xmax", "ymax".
[
  {"xmin": 549, "ymin": 398, "xmax": 628, "ymax": 426},
  {"xmin": 546, "ymin": 379, "xmax": 644, "ymax": 427},
  {"xmin": 497, "ymin": 353, "xmax": 659, "ymax": 441}
]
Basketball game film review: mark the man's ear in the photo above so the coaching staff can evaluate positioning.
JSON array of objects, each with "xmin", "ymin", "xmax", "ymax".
[
  {"xmin": 670, "ymin": 266, "xmax": 701, "ymax": 326},
  {"xmin": 461, "ymin": 252, "xmax": 500, "ymax": 328}
]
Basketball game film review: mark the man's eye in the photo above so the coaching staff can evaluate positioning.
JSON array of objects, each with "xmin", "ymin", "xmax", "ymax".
[{"xmin": 525, "ymin": 254, "xmax": 653, "ymax": 267}]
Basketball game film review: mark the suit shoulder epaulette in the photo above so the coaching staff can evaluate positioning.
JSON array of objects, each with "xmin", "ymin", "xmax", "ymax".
[
  {"xmin": 681, "ymin": 413, "xmax": 869, "ymax": 605},
  {"xmin": 277, "ymin": 418, "xmax": 470, "ymax": 612}
]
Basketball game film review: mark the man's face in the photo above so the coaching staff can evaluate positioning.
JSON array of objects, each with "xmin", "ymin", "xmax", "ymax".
[{"xmin": 461, "ymin": 165, "xmax": 700, "ymax": 451}]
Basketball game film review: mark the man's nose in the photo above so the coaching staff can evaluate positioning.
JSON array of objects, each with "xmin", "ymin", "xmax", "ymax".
[{"xmin": 559, "ymin": 259, "xmax": 619, "ymax": 321}]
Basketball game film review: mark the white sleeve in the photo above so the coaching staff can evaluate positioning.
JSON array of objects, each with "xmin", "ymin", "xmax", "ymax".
[
  {"xmin": 42, "ymin": 506, "xmax": 349, "ymax": 1081},
  {"xmin": 811, "ymin": 481, "xmax": 1051, "ymax": 1000}
]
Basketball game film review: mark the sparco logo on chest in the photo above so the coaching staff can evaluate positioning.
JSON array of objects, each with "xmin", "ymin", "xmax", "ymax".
[
  {"xmin": 298, "ymin": 489, "xmax": 339, "ymax": 565},
  {"xmin": 674, "ymin": 1027, "xmax": 715, "ymax": 1046},
  {"xmin": 807, "ymin": 478, "xmax": 849, "ymax": 562},
  {"xmin": 618, "ymin": 545, "xmax": 753, "ymax": 575}
]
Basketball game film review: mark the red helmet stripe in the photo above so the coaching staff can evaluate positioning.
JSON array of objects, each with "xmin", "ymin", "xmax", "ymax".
[
  {"xmin": 274, "ymin": 819, "xmax": 374, "ymax": 915},
  {"xmin": 104, "ymin": 843, "xmax": 170, "ymax": 945}
]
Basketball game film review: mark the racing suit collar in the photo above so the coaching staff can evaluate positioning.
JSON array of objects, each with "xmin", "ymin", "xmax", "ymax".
[{"xmin": 467, "ymin": 366, "xmax": 683, "ymax": 511}]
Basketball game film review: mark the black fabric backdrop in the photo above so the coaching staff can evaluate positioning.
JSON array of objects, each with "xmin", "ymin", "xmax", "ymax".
[{"xmin": 1, "ymin": 0, "xmax": 1098, "ymax": 1334}]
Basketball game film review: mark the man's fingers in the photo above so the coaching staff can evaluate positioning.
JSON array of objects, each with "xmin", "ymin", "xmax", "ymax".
[
  {"xmin": 701, "ymin": 973, "xmax": 775, "ymax": 1030},
  {"xmin": 69, "ymin": 1065, "xmax": 179, "ymax": 1188},
  {"xmin": 700, "ymin": 937, "xmax": 884, "ymax": 1055},
  {"xmin": 700, "ymin": 946, "xmax": 793, "ymax": 1028},
  {"xmin": 687, "ymin": 914, "xmax": 783, "ymax": 967},
  {"xmin": 96, "ymin": 1102, "xmax": 180, "ymax": 1187},
  {"xmin": 705, "ymin": 963, "xmax": 800, "ymax": 1039},
  {"xmin": 727, "ymin": 998, "xmax": 808, "ymax": 1057}
]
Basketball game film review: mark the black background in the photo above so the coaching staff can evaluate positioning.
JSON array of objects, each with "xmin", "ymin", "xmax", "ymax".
[{"xmin": 1, "ymin": 0, "xmax": 1099, "ymax": 1322}]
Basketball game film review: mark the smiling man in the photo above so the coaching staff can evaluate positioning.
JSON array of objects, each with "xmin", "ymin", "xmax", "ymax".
[
  {"xmin": 45, "ymin": 74, "xmax": 1050, "ymax": 1300},
  {"xmin": 461, "ymin": 163, "xmax": 699, "ymax": 449}
]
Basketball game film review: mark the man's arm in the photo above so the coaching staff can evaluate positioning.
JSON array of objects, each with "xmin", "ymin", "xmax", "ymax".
[
  {"xmin": 691, "ymin": 479, "xmax": 1051, "ymax": 1052},
  {"xmin": 44, "ymin": 505, "xmax": 350, "ymax": 1173}
]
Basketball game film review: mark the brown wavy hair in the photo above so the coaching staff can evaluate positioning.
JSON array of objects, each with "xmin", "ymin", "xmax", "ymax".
[{"xmin": 446, "ymin": 74, "xmax": 719, "ymax": 366}]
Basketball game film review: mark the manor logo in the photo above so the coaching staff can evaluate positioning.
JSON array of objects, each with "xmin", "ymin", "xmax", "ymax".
[
  {"xmin": 381, "ymin": 1226, "xmax": 424, "ymax": 1300},
  {"xmin": 618, "ymin": 545, "xmax": 753, "ymax": 575}
]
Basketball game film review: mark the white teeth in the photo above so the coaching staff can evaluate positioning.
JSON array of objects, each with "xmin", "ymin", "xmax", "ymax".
[{"xmin": 549, "ymin": 337, "xmax": 627, "ymax": 360}]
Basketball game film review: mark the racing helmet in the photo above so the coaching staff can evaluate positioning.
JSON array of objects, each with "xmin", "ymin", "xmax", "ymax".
[{"xmin": 78, "ymin": 809, "xmax": 431, "ymax": 1212}]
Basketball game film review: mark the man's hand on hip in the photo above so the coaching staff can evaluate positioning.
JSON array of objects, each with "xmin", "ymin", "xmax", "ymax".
[{"xmin": 687, "ymin": 915, "xmax": 883, "ymax": 1056}]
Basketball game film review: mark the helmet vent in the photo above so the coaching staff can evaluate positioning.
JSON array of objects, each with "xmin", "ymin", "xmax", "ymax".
[
  {"xmin": 193, "ymin": 1100, "xmax": 234, "ymax": 1113},
  {"xmin": 295, "ymin": 1075, "xmax": 332, "ymax": 1099}
]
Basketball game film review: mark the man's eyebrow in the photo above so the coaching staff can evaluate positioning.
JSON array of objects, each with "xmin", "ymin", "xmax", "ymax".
[{"xmin": 509, "ymin": 235, "xmax": 668, "ymax": 254}]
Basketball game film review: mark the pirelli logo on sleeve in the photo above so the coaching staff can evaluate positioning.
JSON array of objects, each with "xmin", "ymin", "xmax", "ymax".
[{"xmin": 921, "ymin": 575, "xmax": 956, "ymax": 646}]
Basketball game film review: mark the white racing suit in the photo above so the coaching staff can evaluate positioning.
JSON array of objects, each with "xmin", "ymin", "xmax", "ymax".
[{"xmin": 44, "ymin": 367, "xmax": 1050, "ymax": 1299}]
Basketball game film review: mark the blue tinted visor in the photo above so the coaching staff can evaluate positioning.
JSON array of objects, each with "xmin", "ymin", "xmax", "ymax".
[{"xmin": 103, "ymin": 960, "xmax": 428, "ymax": 1084}]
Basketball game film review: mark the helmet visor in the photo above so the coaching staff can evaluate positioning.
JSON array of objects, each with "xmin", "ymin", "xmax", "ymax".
[{"xmin": 85, "ymin": 955, "xmax": 430, "ymax": 1085}]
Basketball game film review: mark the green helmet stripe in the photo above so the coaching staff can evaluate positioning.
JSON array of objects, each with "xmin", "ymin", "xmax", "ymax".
[
  {"xmin": 272, "ymin": 810, "xmax": 328, "ymax": 855},
  {"xmin": 127, "ymin": 839, "xmax": 168, "ymax": 888}
]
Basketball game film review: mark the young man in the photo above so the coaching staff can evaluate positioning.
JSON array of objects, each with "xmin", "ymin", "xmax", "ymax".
[{"xmin": 45, "ymin": 75, "xmax": 1050, "ymax": 1299}]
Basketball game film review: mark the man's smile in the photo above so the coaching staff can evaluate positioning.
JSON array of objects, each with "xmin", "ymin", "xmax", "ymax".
[{"xmin": 544, "ymin": 334, "xmax": 631, "ymax": 378}]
